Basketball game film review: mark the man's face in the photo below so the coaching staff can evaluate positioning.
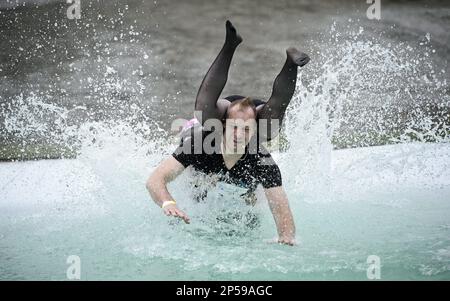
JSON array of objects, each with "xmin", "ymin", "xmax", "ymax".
[{"xmin": 223, "ymin": 106, "xmax": 257, "ymax": 154}]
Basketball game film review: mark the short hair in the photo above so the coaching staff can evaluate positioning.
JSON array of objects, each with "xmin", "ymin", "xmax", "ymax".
[{"xmin": 225, "ymin": 96, "xmax": 257, "ymax": 120}]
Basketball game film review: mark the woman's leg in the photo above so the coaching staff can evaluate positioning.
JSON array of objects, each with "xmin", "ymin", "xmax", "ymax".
[
  {"xmin": 258, "ymin": 47, "xmax": 310, "ymax": 141},
  {"xmin": 194, "ymin": 20, "xmax": 242, "ymax": 125}
]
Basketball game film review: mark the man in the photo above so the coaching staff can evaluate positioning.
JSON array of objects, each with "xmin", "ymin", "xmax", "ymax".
[
  {"xmin": 146, "ymin": 97, "xmax": 296, "ymax": 246},
  {"xmin": 146, "ymin": 20, "xmax": 309, "ymax": 246}
]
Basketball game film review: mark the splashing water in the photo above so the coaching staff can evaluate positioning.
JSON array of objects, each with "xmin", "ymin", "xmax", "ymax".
[{"xmin": 1, "ymin": 24, "xmax": 450, "ymax": 280}]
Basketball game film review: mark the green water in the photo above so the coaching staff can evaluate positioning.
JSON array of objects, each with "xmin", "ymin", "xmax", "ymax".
[{"xmin": 1, "ymin": 143, "xmax": 449, "ymax": 280}]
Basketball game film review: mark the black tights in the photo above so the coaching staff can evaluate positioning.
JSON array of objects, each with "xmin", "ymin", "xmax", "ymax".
[{"xmin": 194, "ymin": 20, "xmax": 309, "ymax": 142}]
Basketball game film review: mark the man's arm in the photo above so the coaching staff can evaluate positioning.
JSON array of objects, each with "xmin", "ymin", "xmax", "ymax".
[
  {"xmin": 264, "ymin": 186, "xmax": 296, "ymax": 246},
  {"xmin": 146, "ymin": 156, "xmax": 190, "ymax": 223}
]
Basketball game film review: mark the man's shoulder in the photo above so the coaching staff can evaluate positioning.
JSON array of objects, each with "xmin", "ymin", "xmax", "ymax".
[
  {"xmin": 177, "ymin": 125, "xmax": 222, "ymax": 156},
  {"xmin": 248, "ymin": 144, "xmax": 283, "ymax": 189},
  {"xmin": 256, "ymin": 150, "xmax": 278, "ymax": 167}
]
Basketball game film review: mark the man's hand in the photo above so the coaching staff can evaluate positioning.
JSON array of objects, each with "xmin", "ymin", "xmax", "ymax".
[
  {"xmin": 278, "ymin": 236, "xmax": 295, "ymax": 246},
  {"xmin": 163, "ymin": 204, "xmax": 190, "ymax": 224}
]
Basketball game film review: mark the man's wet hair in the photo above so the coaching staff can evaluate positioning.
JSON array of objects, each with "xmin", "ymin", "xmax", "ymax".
[{"xmin": 223, "ymin": 96, "xmax": 257, "ymax": 122}]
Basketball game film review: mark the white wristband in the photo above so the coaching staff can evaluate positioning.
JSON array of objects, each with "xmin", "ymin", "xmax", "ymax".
[{"xmin": 162, "ymin": 200, "xmax": 176, "ymax": 208}]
